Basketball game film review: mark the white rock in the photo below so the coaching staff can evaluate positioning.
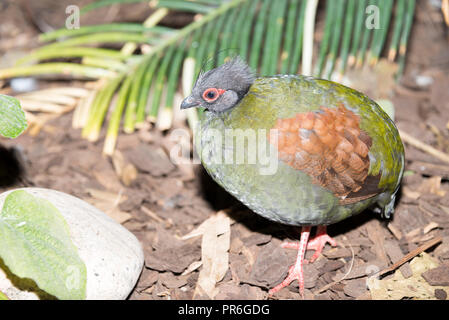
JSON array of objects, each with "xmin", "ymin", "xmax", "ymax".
[{"xmin": 0, "ymin": 188, "xmax": 144, "ymax": 300}]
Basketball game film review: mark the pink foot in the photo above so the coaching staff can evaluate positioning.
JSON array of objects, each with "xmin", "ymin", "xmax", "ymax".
[
  {"xmin": 269, "ymin": 226, "xmax": 311, "ymax": 298},
  {"xmin": 306, "ymin": 226, "xmax": 337, "ymax": 263},
  {"xmin": 280, "ymin": 226, "xmax": 337, "ymax": 263}
]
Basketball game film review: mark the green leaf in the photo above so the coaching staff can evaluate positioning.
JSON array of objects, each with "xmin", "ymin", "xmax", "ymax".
[
  {"xmin": 80, "ymin": 0, "xmax": 149, "ymax": 14},
  {"xmin": 403, "ymin": 170, "xmax": 415, "ymax": 177},
  {"xmin": 0, "ymin": 94, "xmax": 27, "ymax": 139},
  {"xmin": 1, "ymin": 0, "xmax": 417, "ymax": 155},
  {"xmin": 0, "ymin": 290, "xmax": 9, "ymax": 300},
  {"xmin": 0, "ymin": 190, "xmax": 87, "ymax": 300}
]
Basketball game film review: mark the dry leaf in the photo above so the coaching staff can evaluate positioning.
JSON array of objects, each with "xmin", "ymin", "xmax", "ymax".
[
  {"xmin": 112, "ymin": 150, "xmax": 138, "ymax": 186},
  {"xmin": 87, "ymin": 198, "xmax": 132, "ymax": 224},
  {"xmin": 182, "ymin": 210, "xmax": 230, "ymax": 240},
  {"xmin": 402, "ymin": 187, "xmax": 421, "ymax": 200},
  {"xmin": 19, "ymin": 99, "xmax": 75, "ymax": 114},
  {"xmin": 19, "ymin": 87, "xmax": 89, "ymax": 98},
  {"xmin": 24, "ymin": 112, "xmax": 59, "ymax": 136},
  {"xmin": 193, "ymin": 211, "xmax": 231, "ymax": 299},
  {"xmin": 112, "ymin": 150, "xmax": 126, "ymax": 177},
  {"xmin": 418, "ymin": 176, "xmax": 446, "ymax": 197},
  {"xmin": 121, "ymin": 164, "xmax": 138, "ymax": 186},
  {"xmin": 86, "ymin": 188, "xmax": 126, "ymax": 204},
  {"xmin": 423, "ymin": 222, "xmax": 439, "ymax": 234},
  {"xmin": 93, "ymin": 169, "xmax": 123, "ymax": 192},
  {"xmin": 405, "ymin": 227, "xmax": 422, "ymax": 239},
  {"xmin": 387, "ymin": 222, "xmax": 403, "ymax": 240},
  {"xmin": 367, "ymin": 253, "xmax": 449, "ymax": 300},
  {"xmin": 181, "ymin": 261, "xmax": 203, "ymax": 276},
  {"xmin": 84, "ymin": 189, "xmax": 131, "ymax": 224}
]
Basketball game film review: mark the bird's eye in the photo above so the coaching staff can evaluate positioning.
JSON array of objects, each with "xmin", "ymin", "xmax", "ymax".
[{"xmin": 202, "ymin": 88, "xmax": 224, "ymax": 102}]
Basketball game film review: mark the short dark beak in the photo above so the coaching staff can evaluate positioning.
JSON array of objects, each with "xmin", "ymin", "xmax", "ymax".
[{"xmin": 181, "ymin": 95, "xmax": 199, "ymax": 109}]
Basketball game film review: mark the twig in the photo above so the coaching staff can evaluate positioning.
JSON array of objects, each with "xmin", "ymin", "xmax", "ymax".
[
  {"xmin": 141, "ymin": 205, "xmax": 165, "ymax": 223},
  {"xmin": 302, "ymin": 0, "xmax": 319, "ymax": 76},
  {"xmin": 313, "ymin": 237, "xmax": 355, "ymax": 295},
  {"xmin": 387, "ymin": 222, "xmax": 403, "ymax": 240},
  {"xmin": 375, "ymin": 235, "xmax": 442, "ymax": 277},
  {"xmin": 314, "ymin": 235, "xmax": 442, "ymax": 295},
  {"xmin": 399, "ymin": 129, "xmax": 449, "ymax": 164}
]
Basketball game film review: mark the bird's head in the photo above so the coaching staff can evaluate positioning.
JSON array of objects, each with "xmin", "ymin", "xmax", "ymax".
[{"xmin": 181, "ymin": 57, "xmax": 255, "ymax": 113}]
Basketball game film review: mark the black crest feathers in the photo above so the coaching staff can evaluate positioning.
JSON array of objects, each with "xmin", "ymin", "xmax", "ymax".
[{"xmin": 196, "ymin": 56, "xmax": 255, "ymax": 98}]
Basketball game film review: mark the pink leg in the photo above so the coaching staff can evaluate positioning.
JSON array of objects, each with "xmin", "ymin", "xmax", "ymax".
[
  {"xmin": 269, "ymin": 226, "xmax": 311, "ymax": 298},
  {"xmin": 280, "ymin": 226, "xmax": 337, "ymax": 263},
  {"xmin": 306, "ymin": 226, "xmax": 337, "ymax": 263}
]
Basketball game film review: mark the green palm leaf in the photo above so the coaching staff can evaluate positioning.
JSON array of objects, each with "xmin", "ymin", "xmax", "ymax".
[{"xmin": 0, "ymin": 0, "xmax": 416, "ymax": 155}]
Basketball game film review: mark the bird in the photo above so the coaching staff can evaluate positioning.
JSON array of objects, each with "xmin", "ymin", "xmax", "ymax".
[{"xmin": 181, "ymin": 57, "xmax": 404, "ymax": 297}]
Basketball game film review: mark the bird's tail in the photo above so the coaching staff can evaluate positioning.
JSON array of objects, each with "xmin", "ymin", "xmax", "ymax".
[{"xmin": 373, "ymin": 192, "xmax": 397, "ymax": 219}]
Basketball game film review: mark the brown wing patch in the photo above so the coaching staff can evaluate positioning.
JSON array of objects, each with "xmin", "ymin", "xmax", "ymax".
[{"xmin": 269, "ymin": 104, "xmax": 379, "ymax": 204}]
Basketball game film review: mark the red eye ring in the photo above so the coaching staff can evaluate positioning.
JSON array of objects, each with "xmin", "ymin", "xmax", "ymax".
[{"xmin": 202, "ymin": 88, "xmax": 225, "ymax": 102}]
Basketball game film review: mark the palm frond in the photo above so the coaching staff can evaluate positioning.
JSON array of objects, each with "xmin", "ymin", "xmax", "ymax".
[{"xmin": 0, "ymin": 0, "xmax": 417, "ymax": 155}]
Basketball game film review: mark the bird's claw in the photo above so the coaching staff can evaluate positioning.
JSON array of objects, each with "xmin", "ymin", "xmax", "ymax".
[
  {"xmin": 268, "ymin": 263, "xmax": 305, "ymax": 298},
  {"xmin": 306, "ymin": 232, "xmax": 337, "ymax": 263},
  {"xmin": 280, "ymin": 232, "xmax": 337, "ymax": 263}
]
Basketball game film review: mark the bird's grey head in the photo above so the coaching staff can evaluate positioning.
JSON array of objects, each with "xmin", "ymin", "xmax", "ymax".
[{"xmin": 181, "ymin": 57, "xmax": 255, "ymax": 113}]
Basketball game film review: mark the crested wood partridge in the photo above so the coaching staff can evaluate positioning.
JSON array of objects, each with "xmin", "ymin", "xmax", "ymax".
[{"xmin": 181, "ymin": 57, "xmax": 404, "ymax": 297}]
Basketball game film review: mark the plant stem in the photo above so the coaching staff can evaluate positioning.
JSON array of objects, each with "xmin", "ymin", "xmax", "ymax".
[
  {"xmin": 229, "ymin": 0, "xmax": 250, "ymax": 59},
  {"xmin": 261, "ymin": 0, "xmax": 288, "ymax": 76},
  {"xmin": 338, "ymin": 0, "xmax": 356, "ymax": 76},
  {"xmin": 315, "ymin": 0, "xmax": 335, "ymax": 76},
  {"xmin": 238, "ymin": 0, "xmax": 257, "ymax": 62},
  {"xmin": 369, "ymin": 0, "xmax": 393, "ymax": 65},
  {"xmin": 149, "ymin": 45, "xmax": 175, "ymax": 121},
  {"xmin": 194, "ymin": 22, "xmax": 216, "ymax": 74},
  {"xmin": 397, "ymin": 0, "xmax": 416, "ymax": 79},
  {"xmin": 324, "ymin": 0, "xmax": 345, "ymax": 79},
  {"xmin": 289, "ymin": 0, "xmax": 307, "ymax": 74},
  {"xmin": 161, "ymin": 39, "xmax": 187, "ymax": 129},
  {"xmin": 81, "ymin": 0, "xmax": 150, "ymax": 13},
  {"xmin": 37, "ymin": 32, "xmax": 159, "ymax": 50},
  {"xmin": 182, "ymin": 57, "xmax": 200, "ymax": 132},
  {"xmin": 218, "ymin": 7, "xmax": 240, "ymax": 64},
  {"xmin": 16, "ymin": 47, "xmax": 132, "ymax": 66},
  {"xmin": 388, "ymin": 0, "xmax": 406, "ymax": 62},
  {"xmin": 356, "ymin": 0, "xmax": 374, "ymax": 68},
  {"xmin": 103, "ymin": 75, "xmax": 133, "ymax": 155},
  {"xmin": 123, "ymin": 62, "xmax": 148, "ymax": 133},
  {"xmin": 136, "ymin": 55, "xmax": 161, "ymax": 125},
  {"xmin": 82, "ymin": 57, "xmax": 128, "ymax": 72},
  {"xmin": 0, "ymin": 63, "xmax": 114, "ymax": 79},
  {"xmin": 198, "ymin": 14, "xmax": 227, "ymax": 74},
  {"xmin": 348, "ymin": 0, "xmax": 366, "ymax": 67},
  {"xmin": 302, "ymin": 0, "xmax": 318, "ymax": 76},
  {"xmin": 145, "ymin": 0, "xmax": 246, "ymax": 62},
  {"xmin": 281, "ymin": 0, "xmax": 300, "ymax": 74},
  {"xmin": 82, "ymin": 74, "xmax": 125, "ymax": 141},
  {"xmin": 249, "ymin": 0, "xmax": 271, "ymax": 72},
  {"xmin": 154, "ymin": 0, "xmax": 216, "ymax": 14},
  {"xmin": 39, "ymin": 23, "xmax": 173, "ymax": 42},
  {"xmin": 121, "ymin": 8, "xmax": 169, "ymax": 55}
]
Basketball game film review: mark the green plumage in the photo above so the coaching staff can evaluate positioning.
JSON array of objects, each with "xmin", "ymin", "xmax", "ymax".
[{"xmin": 196, "ymin": 75, "xmax": 404, "ymax": 226}]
